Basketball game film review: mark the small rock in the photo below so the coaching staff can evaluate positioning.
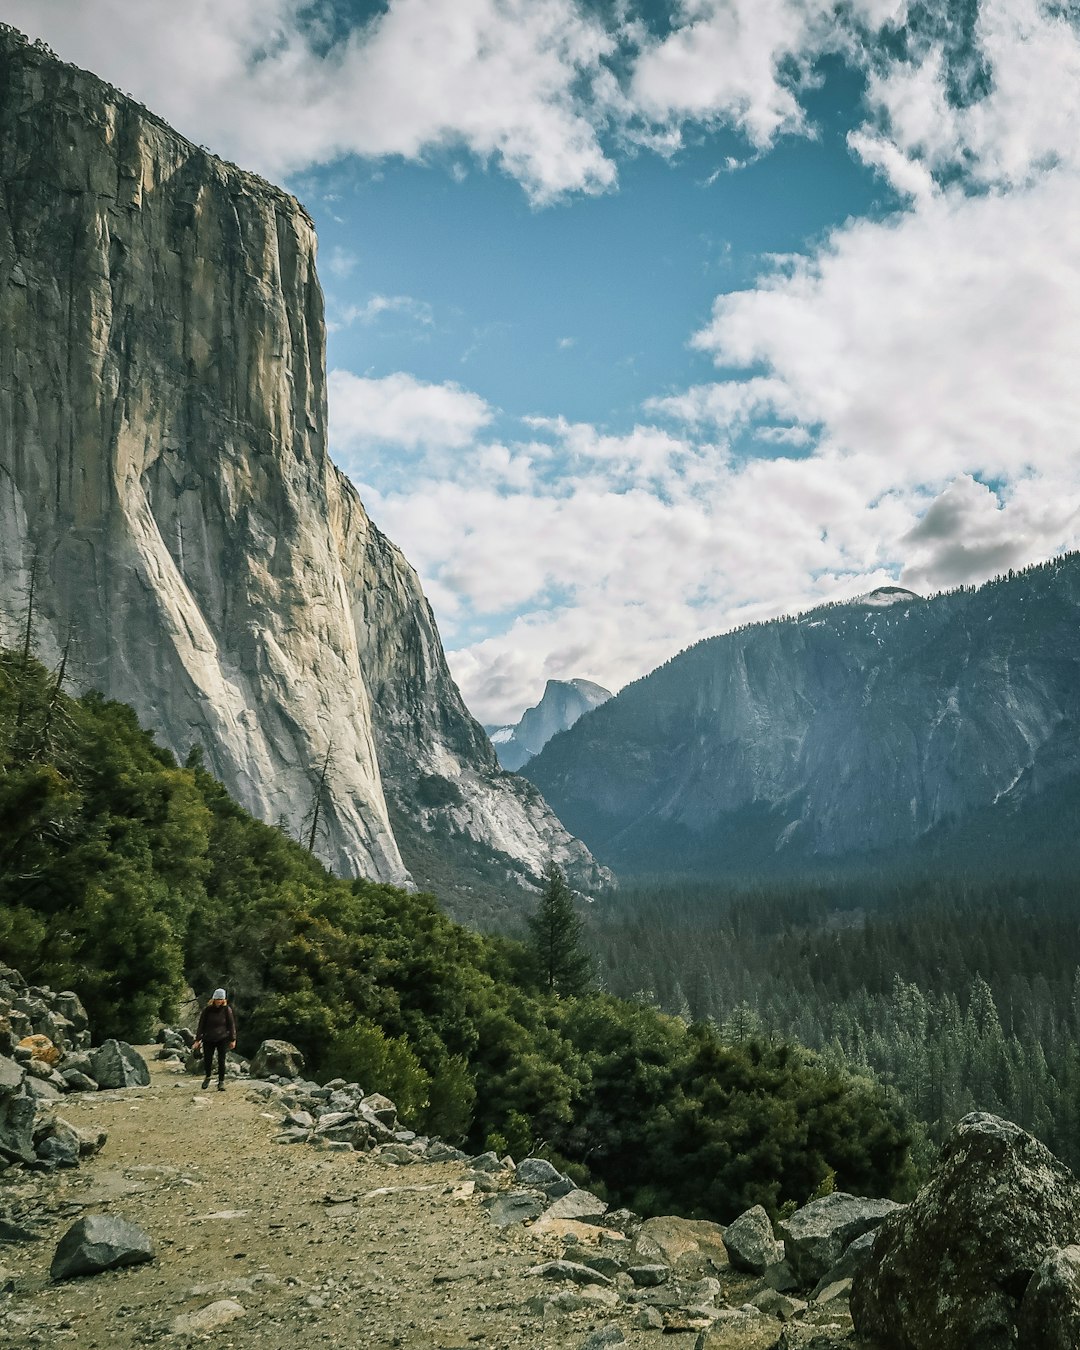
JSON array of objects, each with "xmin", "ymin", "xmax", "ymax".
[
  {"xmin": 635, "ymin": 1305, "xmax": 665, "ymax": 1329},
  {"xmin": 486, "ymin": 1191, "xmax": 545, "ymax": 1228},
  {"xmin": 581, "ymin": 1323, "xmax": 626, "ymax": 1349},
  {"xmin": 694, "ymin": 1307, "xmax": 780, "ymax": 1349},
  {"xmin": 525, "ymin": 1259, "xmax": 615, "ymax": 1287},
  {"xmin": 628, "ymin": 1264, "xmax": 670, "ymax": 1287},
  {"xmin": 778, "ymin": 1192, "xmax": 901, "ymax": 1288},
  {"xmin": 170, "ymin": 1299, "xmax": 246, "ymax": 1335},
  {"xmin": 543, "ymin": 1188, "xmax": 609, "ymax": 1222},
  {"xmin": 50, "ymin": 1214, "xmax": 154, "ymax": 1280},
  {"xmin": 813, "ymin": 1278, "xmax": 851, "ymax": 1305},
  {"xmin": 750, "ymin": 1288, "xmax": 807, "ymax": 1321}
]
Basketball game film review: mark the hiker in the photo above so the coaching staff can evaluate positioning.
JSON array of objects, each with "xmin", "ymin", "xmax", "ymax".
[{"xmin": 193, "ymin": 988, "xmax": 236, "ymax": 1092}]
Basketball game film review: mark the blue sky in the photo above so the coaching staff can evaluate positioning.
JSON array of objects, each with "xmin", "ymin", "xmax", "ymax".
[{"xmin": 9, "ymin": 0, "xmax": 1080, "ymax": 724}]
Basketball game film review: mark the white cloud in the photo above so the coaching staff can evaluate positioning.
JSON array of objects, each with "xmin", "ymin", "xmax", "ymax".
[
  {"xmin": 5, "ymin": 0, "xmax": 621, "ymax": 204},
  {"xmin": 327, "ymin": 294, "xmax": 435, "ymax": 332},
  {"xmin": 329, "ymin": 370, "xmax": 493, "ymax": 452}
]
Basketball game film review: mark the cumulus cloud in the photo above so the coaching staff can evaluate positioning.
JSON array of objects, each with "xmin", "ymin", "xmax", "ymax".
[{"xmin": 329, "ymin": 370, "xmax": 493, "ymax": 453}]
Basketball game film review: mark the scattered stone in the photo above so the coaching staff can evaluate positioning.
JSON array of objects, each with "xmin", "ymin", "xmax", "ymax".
[
  {"xmin": 362, "ymin": 1092, "xmax": 398, "ymax": 1128},
  {"xmin": 525, "ymin": 1260, "xmax": 615, "ymax": 1287},
  {"xmin": 88, "ymin": 1041, "xmax": 150, "ymax": 1090},
  {"xmin": 760, "ymin": 1260, "xmax": 799, "ymax": 1293},
  {"xmin": 851, "ymin": 1112, "xmax": 1080, "ymax": 1350},
  {"xmin": 50, "ymin": 1214, "xmax": 154, "ymax": 1280},
  {"xmin": 725, "ymin": 1205, "xmax": 782, "ymax": 1274},
  {"xmin": 750, "ymin": 1289, "xmax": 808, "ymax": 1321},
  {"xmin": 778, "ymin": 1192, "xmax": 902, "ymax": 1289},
  {"xmin": 580, "ymin": 1323, "xmax": 626, "ymax": 1349},
  {"xmin": 468, "ymin": 1151, "xmax": 506, "ymax": 1174},
  {"xmin": 0, "ymin": 1216, "xmax": 44, "ymax": 1243},
  {"xmin": 543, "ymin": 1188, "xmax": 609, "ymax": 1222},
  {"xmin": 486, "ymin": 1191, "xmax": 545, "ymax": 1227},
  {"xmin": 635, "ymin": 1305, "xmax": 665, "ymax": 1329},
  {"xmin": 250, "ymin": 1040, "xmax": 305, "ymax": 1080},
  {"xmin": 1017, "ymin": 1244, "xmax": 1080, "ymax": 1350},
  {"xmin": 694, "ymin": 1306, "xmax": 782, "ymax": 1349},
  {"xmin": 813, "ymin": 1278, "xmax": 851, "ymax": 1305},
  {"xmin": 628, "ymin": 1264, "xmax": 669, "ymax": 1287},
  {"xmin": 426, "ymin": 1141, "xmax": 468, "ymax": 1163},
  {"xmin": 170, "ymin": 1299, "xmax": 247, "ymax": 1335}
]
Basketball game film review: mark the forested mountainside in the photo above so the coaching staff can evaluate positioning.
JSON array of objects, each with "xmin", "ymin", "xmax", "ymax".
[
  {"xmin": 591, "ymin": 872, "xmax": 1080, "ymax": 1178},
  {"xmin": 0, "ymin": 25, "xmax": 605, "ymax": 911},
  {"xmin": 525, "ymin": 554, "xmax": 1080, "ymax": 876},
  {"xmin": 0, "ymin": 641, "xmax": 912, "ymax": 1220}
]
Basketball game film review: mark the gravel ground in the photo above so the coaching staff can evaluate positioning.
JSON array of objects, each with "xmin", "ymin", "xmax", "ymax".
[{"xmin": 0, "ymin": 1053, "xmax": 685, "ymax": 1348}]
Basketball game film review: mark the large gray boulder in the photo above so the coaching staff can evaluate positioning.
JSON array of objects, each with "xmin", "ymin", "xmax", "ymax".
[
  {"xmin": 0, "ymin": 1055, "xmax": 36, "ymax": 1165},
  {"xmin": 778, "ymin": 1192, "xmax": 902, "ymax": 1288},
  {"xmin": 851, "ymin": 1113, "xmax": 1080, "ymax": 1350},
  {"xmin": 250, "ymin": 1040, "xmax": 305, "ymax": 1080},
  {"xmin": 724, "ymin": 1204, "xmax": 781, "ymax": 1274},
  {"xmin": 88, "ymin": 1040, "xmax": 150, "ymax": 1089},
  {"xmin": 1017, "ymin": 1245, "xmax": 1080, "ymax": 1349},
  {"xmin": 50, "ymin": 1214, "xmax": 154, "ymax": 1280}
]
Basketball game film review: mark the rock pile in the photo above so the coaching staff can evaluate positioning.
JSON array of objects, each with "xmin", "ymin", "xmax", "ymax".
[{"xmin": 0, "ymin": 963, "xmax": 127, "ymax": 1171}]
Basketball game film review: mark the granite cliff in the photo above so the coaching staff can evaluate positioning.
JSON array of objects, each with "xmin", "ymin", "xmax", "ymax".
[
  {"xmin": 0, "ymin": 26, "xmax": 605, "ymax": 901},
  {"xmin": 524, "ymin": 557, "xmax": 1080, "ymax": 875},
  {"xmin": 488, "ymin": 677, "xmax": 612, "ymax": 771}
]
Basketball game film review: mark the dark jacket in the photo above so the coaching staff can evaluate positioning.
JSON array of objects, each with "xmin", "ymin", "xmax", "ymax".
[{"xmin": 196, "ymin": 1003, "xmax": 236, "ymax": 1045}]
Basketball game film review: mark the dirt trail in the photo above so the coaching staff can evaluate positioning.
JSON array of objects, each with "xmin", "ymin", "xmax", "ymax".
[{"xmin": 0, "ymin": 1053, "xmax": 673, "ymax": 1349}]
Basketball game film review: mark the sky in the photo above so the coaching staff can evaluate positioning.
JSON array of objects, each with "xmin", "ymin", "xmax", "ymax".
[{"xmin": 7, "ymin": 0, "xmax": 1080, "ymax": 725}]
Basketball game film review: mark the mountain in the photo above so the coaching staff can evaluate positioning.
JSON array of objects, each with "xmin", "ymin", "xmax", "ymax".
[
  {"xmin": 0, "ymin": 26, "xmax": 608, "ymax": 907},
  {"xmin": 487, "ymin": 678, "xmax": 612, "ymax": 771},
  {"xmin": 523, "ymin": 559, "xmax": 1080, "ymax": 876}
]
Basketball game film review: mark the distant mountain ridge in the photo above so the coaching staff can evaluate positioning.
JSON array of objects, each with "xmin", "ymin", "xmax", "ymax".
[
  {"xmin": 523, "ymin": 559, "xmax": 1080, "ymax": 876},
  {"xmin": 487, "ymin": 678, "xmax": 613, "ymax": 770}
]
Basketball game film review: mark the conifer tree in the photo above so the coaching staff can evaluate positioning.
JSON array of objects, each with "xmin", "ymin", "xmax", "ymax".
[{"xmin": 528, "ymin": 862, "xmax": 591, "ymax": 996}]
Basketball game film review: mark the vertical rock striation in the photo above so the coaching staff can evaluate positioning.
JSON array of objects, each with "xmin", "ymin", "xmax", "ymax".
[{"xmin": 0, "ymin": 26, "xmax": 605, "ymax": 896}]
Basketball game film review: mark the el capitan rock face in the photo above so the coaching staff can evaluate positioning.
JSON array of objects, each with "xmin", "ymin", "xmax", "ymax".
[
  {"xmin": 0, "ymin": 26, "xmax": 605, "ymax": 897},
  {"xmin": 524, "ymin": 561, "xmax": 1080, "ymax": 876}
]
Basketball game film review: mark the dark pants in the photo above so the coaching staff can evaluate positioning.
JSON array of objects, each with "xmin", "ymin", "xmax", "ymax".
[{"xmin": 202, "ymin": 1040, "xmax": 228, "ymax": 1083}]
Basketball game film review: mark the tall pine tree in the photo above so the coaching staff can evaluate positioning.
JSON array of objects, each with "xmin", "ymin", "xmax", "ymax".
[{"xmin": 528, "ymin": 862, "xmax": 591, "ymax": 997}]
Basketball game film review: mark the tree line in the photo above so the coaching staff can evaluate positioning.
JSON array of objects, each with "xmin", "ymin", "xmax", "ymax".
[{"xmin": 0, "ymin": 640, "xmax": 913, "ymax": 1220}]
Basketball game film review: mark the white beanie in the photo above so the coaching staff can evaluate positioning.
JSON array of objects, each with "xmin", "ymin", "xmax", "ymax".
[{"xmin": 212, "ymin": 988, "xmax": 227, "ymax": 1001}]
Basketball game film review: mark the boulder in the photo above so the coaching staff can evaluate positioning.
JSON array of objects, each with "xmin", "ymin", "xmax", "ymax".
[
  {"xmin": 50, "ymin": 1214, "xmax": 154, "ymax": 1280},
  {"xmin": 60, "ymin": 1070, "xmax": 98, "ymax": 1093},
  {"xmin": 33, "ymin": 1117, "xmax": 81, "ymax": 1168},
  {"xmin": 1017, "ymin": 1245, "xmax": 1080, "ymax": 1349},
  {"xmin": 851, "ymin": 1112, "xmax": 1080, "ymax": 1350},
  {"xmin": 249, "ymin": 1040, "xmax": 305, "ymax": 1080},
  {"xmin": 631, "ymin": 1216, "xmax": 730, "ymax": 1280},
  {"xmin": 88, "ymin": 1041, "xmax": 150, "ymax": 1089},
  {"xmin": 628, "ymin": 1264, "xmax": 670, "ymax": 1286},
  {"xmin": 725, "ymin": 1205, "xmax": 782, "ymax": 1274},
  {"xmin": 362, "ymin": 1092, "xmax": 398, "ymax": 1127},
  {"xmin": 778, "ymin": 1192, "xmax": 902, "ymax": 1288},
  {"xmin": 544, "ymin": 1188, "xmax": 609, "ymax": 1223},
  {"xmin": 0, "ymin": 1056, "xmax": 36, "ymax": 1165},
  {"xmin": 17, "ymin": 1035, "xmax": 60, "ymax": 1066}
]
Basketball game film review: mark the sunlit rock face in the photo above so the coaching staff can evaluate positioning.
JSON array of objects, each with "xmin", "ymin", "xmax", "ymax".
[
  {"xmin": 525, "ymin": 566, "xmax": 1080, "ymax": 876},
  {"xmin": 0, "ymin": 26, "xmax": 606, "ymax": 896},
  {"xmin": 488, "ymin": 679, "xmax": 613, "ymax": 771}
]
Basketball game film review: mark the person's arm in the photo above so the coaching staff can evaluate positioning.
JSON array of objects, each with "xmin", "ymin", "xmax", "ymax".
[{"xmin": 227, "ymin": 1006, "xmax": 236, "ymax": 1048}]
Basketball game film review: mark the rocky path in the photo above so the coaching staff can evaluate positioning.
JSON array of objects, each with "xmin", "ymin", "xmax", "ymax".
[{"xmin": 0, "ymin": 1054, "xmax": 758, "ymax": 1349}]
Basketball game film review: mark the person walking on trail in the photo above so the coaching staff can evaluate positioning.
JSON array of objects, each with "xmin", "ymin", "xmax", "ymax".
[{"xmin": 193, "ymin": 988, "xmax": 236, "ymax": 1092}]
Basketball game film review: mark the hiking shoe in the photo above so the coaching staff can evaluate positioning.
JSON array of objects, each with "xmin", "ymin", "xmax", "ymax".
[
  {"xmin": 217, "ymin": 1082, "xmax": 226, "ymax": 1092},
  {"xmin": 201, "ymin": 1077, "xmax": 211, "ymax": 1090}
]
